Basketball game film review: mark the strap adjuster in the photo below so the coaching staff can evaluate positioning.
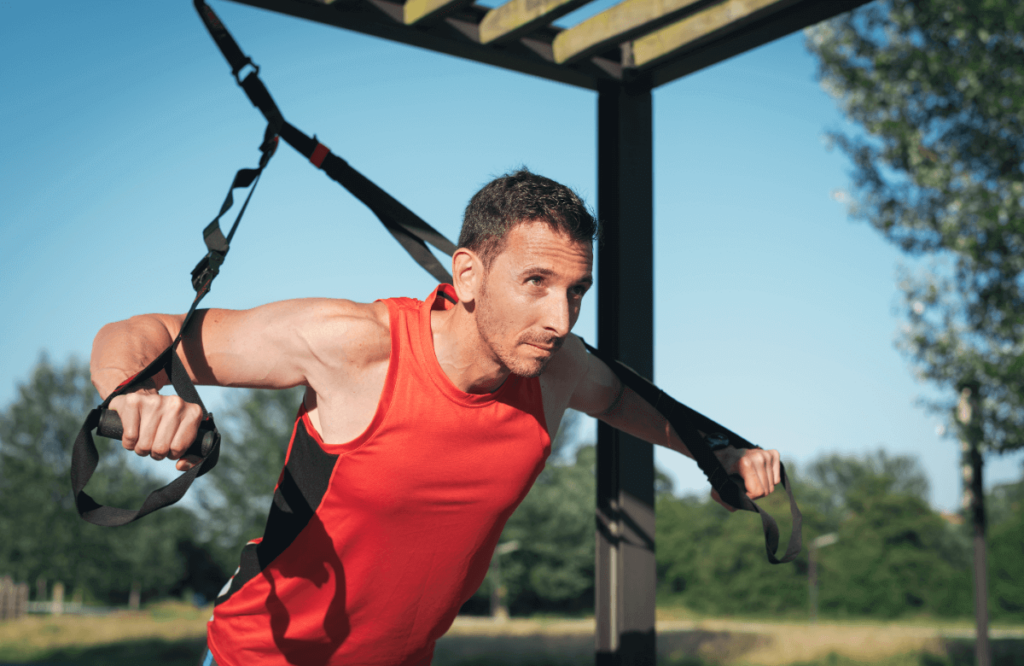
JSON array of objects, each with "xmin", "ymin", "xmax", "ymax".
[{"xmin": 191, "ymin": 250, "xmax": 225, "ymax": 293}]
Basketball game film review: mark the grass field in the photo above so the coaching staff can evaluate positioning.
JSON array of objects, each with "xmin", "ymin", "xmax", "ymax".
[{"xmin": 0, "ymin": 603, "xmax": 1021, "ymax": 666}]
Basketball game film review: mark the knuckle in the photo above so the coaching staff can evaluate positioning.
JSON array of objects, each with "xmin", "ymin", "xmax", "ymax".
[{"xmin": 164, "ymin": 395, "xmax": 184, "ymax": 413}]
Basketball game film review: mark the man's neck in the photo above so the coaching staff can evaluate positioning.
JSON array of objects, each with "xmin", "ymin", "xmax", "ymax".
[{"xmin": 431, "ymin": 305, "xmax": 510, "ymax": 394}]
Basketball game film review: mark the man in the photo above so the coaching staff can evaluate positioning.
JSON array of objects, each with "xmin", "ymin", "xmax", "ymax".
[{"xmin": 91, "ymin": 169, "xmax": 781, "ymax": 666}]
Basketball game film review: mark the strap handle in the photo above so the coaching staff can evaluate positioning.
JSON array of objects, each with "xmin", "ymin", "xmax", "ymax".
[
  {"xmin": 72, "ymin": 351, "xmax": 220, "ymax": 526},
  {"xmin": 582, "ymin": 340, "xmax": 802, "ymax": 564},
  {"xmin": 72, "ymin": 129, "xmax": 278, "ymax": 527}
]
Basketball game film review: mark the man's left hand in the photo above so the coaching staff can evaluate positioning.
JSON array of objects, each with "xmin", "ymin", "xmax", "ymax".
[{"xmin": 709, "ymin": 447, "xmax": 781, "ymax": 512}]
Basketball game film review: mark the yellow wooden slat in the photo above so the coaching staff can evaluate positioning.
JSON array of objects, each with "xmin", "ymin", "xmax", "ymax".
[
  {"xmin": 551, "ymin": 0, "xmax": 705, "ymax": 64},
  {"xmin": 631, "ymin": 0, "xmax": 796, "ymax": 68},
  {"xmin": 479, "ymin": 0, "xmax": 590, "ymax": 44},
  {"xmin": 404, "ymin": 0, "xmax": 473, "ymax": 25}
]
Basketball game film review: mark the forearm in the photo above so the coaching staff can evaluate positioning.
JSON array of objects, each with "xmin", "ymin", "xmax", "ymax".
[
  {"xmin": 90, "ymin": 314, "xmax": 181, "ymax": 399},
  {"xmin": 596, "ymin": 386, "xmax": 694, "ymax": 460},
  {"xmin": 573, "ymin": 353, "xmax": 780, "ymax": 503}
]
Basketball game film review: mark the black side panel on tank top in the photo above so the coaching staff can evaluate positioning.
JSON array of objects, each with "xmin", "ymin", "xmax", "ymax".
[{"xmin": 216, "ymin": 419, "xmax": 339, "ymax": 605}]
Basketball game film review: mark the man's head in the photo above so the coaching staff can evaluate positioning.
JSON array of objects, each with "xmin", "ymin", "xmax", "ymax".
[
  {"xmin": 453, "ymin": 169, "xmax": 597, "ymax": 378},
  {"xmin": 458, "ymin": 168, "xmax": 598, "ymax": 267}
]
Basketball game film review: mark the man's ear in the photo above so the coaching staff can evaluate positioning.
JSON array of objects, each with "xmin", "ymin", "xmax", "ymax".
[{"xmin": 452, "ymin": 247, "xmax": 484, "ymax": 305}]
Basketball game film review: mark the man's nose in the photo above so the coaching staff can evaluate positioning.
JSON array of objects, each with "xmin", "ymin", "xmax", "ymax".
[{"xmin": 544, "ymin": 293, "xmax": 571, "ymax": 338}]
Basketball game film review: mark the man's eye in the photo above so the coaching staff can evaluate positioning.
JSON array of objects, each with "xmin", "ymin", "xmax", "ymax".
[{"xmin": 527, "ymin": 276, "xmax": 544, "ymax": 285}]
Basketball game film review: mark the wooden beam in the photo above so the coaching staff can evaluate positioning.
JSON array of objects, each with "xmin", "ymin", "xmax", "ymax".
[
  {"xmin": 404, "ymin": 0, "xmax": 474, "ymax": 25},
  {"xmin": 479, "ymin": 0, "xmax": 590, "ymax": 45},
  {"xmin": 552, "ymin": 0, "xmax": 709, "ymax": 65},
  {"xmin": 638, "ymin": 0, "xmax": 871, "ymax": 86},
  {"xmin": 223, "ymin": 0, "xmax": 611, "ymax": 90},
  {"xmin": 630, "ymin": 0, "xmax": 799, "ymax": 69}
]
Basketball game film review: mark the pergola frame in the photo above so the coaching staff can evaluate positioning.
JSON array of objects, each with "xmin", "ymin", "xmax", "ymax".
[{"xmin": 226, "ymin": 0, "xmax": 869, "ymax": 662}]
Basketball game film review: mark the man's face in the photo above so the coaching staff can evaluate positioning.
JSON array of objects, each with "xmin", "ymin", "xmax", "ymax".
[{"xmin": 474, "ymin": 220, "xmax": 593, "ymax": 378}]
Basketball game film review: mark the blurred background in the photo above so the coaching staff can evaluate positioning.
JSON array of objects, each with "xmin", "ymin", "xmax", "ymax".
[{"xmin": 1, "ymin": 0, "xmax": 1023, "ymax": 664}]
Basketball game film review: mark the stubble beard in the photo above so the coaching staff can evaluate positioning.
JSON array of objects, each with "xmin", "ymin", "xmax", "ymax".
[{"xmin": 475, "ymin": 280, "xmax": 551, "ymax": 379}]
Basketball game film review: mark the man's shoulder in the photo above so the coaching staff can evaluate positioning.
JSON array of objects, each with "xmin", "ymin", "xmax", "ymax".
[
  {"xmin": 290, "ymin": 298, "xmax": 391, "ymax": 363},
  {"xmin": 540, "ymin": 334, "xmax": 589, "ymax": 392}
]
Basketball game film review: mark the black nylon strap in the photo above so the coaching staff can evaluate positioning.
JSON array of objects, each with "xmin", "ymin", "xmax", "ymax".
[
  {"xmin": 72, "ymin": 129, "xmax": 276, "ymax": 527},
  {"xmin": 192, "ymin": 126, "xmax": 279, "ymax": 296},
  {"xmin": 581, "ymin": 340, "xmax": 802, "ymax": 564},
  {"xmin": 281, "ymin": 123, "xmax": 455, "ymax": 284},
  {"xmin": 194, "ymin": 0, "xmax": 455, "ymax": 285},
  {"xmin": 194, "ymin": 0, "xmax": 252, "ymax": 79}
]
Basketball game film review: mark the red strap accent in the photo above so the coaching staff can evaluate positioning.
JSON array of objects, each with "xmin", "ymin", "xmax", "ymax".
[
  {"xmin": 310, "ymin": 143, "xmax": 329, "ymax": 168},
  {"xmin": 116, "ymin": 373, "xmax": 139, "ymax": 389}
]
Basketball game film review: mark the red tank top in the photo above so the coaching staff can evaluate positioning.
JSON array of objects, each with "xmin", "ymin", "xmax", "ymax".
[{"xmin": 207, "ymin": 285, "xmax": 551, "ymax": 666}]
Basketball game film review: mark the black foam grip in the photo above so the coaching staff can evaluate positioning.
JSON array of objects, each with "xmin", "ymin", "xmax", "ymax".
[{"xmin": 96, "ymin": 409, "xmax": 218, "ymax": 458}]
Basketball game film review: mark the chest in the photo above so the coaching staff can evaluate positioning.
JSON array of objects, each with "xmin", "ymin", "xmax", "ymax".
[
  {"xmin": 307, "ymin": 361, "xmax": 569, "ymax": 445},
  {"xmin": 330, "ymin": 398, "xmax": 551, "ymax": 518}
]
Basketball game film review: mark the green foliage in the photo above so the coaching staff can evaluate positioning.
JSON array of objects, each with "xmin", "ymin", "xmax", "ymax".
[
  {"xmin": 196, "ymin": 386, "xmax": 304, "ymax": 564},
  {"xmin": 806, "ymin": 1, "xmax": 1024, "ymax": 451},
  {"xmin": 819, "ymin": 493, "xmax": 971, "ymax": 617},
  {"xmin": 989, "ymin": 477, "xmax": 1024, "ymax": 620},
  {"xmin": 497, "ymin": 427, "xmax": 597, "ymax": 614},
  {"xmin": 657, "ymin": 484, "xmax": 808, "ymax": 616},
  {"xmin": 657, "ymin": 452, "xmax": 979, "ymax": 619},
  {"xmin": 803, "ymin": 450, "xmax": 931, "ymax": 529},
  {"xmin": 0, "ymin": 355, "xmax": 214, "ymax": 604}
]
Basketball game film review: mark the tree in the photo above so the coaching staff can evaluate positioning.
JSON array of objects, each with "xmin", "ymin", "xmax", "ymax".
[
  {"xmin": 197, "ymin": 387, "xmax": 305, "ymax": 571},
  {"xmin": 483, "ymin": 410, "xmax": 597, "ymax": 615},
  {"xmin": 807, "ymin": 6, "xmax": 1024, "ymax": 657},
  {"xmin": 656, "ymin": 451, "xmax": 973, "ymax": 619},
  {"xmin": 806, "ymin": 0, "xmax": 1024, "ymax": 450},
  {"xmin": 819, "ymin": 492, "xmax": 972, "ymax": 618},
  {"xmin": 656, "ymin": 479, "xmax": 810, "ymax": 616},
  {"xmin": 0, "ymin": 356, "xmax": 210, "ymax": 604},
  {"xmin": 801, "ymin": 449, "xmax": 931, "ymax": 529},
  {"xmin": 987, "ymin": 475, "xmax": 1024, "ymax": 620}
]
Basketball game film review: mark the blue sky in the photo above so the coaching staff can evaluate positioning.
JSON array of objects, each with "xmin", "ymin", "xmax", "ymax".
[{"xmin": 2, "ymin": 1, "xmax": 1021, "ymax": 511}]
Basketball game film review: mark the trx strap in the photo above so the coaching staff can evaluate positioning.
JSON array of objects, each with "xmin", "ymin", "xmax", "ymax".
[
  {"xmin": 71, "ymin": 127, "xmax": 279, "ymax": 527},
  {"xmin": 73, "ymin": 0, "xmax": 800, "ymax": 563},
  {"xmin": 192, "ymin": 0, "xmax": 802, "ymax": 563},
  {"xmin": 194, "ymin": 0, "xmax": 456, "ymax": 285}
]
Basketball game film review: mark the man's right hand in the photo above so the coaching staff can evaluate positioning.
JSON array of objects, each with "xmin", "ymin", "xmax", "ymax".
[{"xmin": 107, "ymin": 388, "xmax": 204, "ymax": 471}]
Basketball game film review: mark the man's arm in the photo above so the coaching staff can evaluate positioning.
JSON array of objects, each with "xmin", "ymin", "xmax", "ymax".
[
  {"xmin": 565, "ymin": 339, "xmax": 780, "ymax": 509},
  {"xmin": 90, "ymin": 298, "xmax": 387, "ymax": 470}
]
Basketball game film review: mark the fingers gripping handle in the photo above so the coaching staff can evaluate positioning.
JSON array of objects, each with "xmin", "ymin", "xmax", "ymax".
[{"xmin": 96, "ymin": 409, "xmax": 219, "ymax": 459}]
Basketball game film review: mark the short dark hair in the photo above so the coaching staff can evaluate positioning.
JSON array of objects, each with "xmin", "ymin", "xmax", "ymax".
[{"xmin": 458, "ymin": 168, "xmax": 597, "ymax": 267}]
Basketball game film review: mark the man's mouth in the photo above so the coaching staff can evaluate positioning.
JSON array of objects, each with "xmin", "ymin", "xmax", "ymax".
[{"xmin": 525, "ymin": 340, "xmax": 562, "ymax": 353}]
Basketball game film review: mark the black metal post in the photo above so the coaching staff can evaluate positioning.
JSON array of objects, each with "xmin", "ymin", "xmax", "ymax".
[{"xmin": 595, "ymin": 78, "xmax": 656, "ymax": 666}]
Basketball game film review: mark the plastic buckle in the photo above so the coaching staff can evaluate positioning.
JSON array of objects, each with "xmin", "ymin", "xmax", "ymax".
[
  {"xmin": 191, "ymin": 251, "xmax": 224, "ymax": 293},
  {"xmin": 233, "ymin": 59, "xmax": 260, "ymax": 86}
]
